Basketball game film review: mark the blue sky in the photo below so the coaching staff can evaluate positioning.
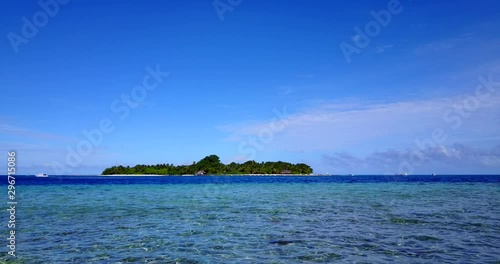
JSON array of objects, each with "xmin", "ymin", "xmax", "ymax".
[{"xmin": 1, "ymin": 0, "xmax": 500, "ymax": 175}]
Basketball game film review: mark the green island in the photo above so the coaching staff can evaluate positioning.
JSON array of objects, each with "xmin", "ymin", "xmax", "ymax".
[{"xmin": 102, "ymin": 155, "xmax": 313, "ymax": 175}]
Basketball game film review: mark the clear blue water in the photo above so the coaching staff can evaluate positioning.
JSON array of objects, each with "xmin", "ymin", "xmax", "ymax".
[{"xmin": 2, "ymin": 175, "xmax": 499, "ymax": 263}]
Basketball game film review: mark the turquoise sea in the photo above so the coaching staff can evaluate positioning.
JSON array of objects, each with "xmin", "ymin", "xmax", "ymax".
[{"xmin": 2, "ymin": 175, "xmax": 499, "ymax": 263}]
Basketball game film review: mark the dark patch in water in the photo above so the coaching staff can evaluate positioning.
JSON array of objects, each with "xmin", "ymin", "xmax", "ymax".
[
  {"xmin": 269, "ymin": 216, "xmax": 281, "ymax": 223},
  {"xmin": 120, "ymin": 257, "xmax": 140, "ymax": 262},
  {"xmin": 269, "ymin": 240, "xmax": 303, "ymax": 245},
  {"xmin": 390, "ymin": 217, "xmax": 425, "ymax": 224},
  {"xmin": 297, "ymin": 252, "xmax": 342, "ymax": 261},
  {"xmin": 60, "ymin": 230, "xmax": 82, "ymax": 236},
  {"xmin": 210, "ymin": 245, "xmax": 226, "ymax": 250},
  {"xmin": 358, "ymin": 243, "xmax": 379, "ymax": 250},
  {"xmin": 409, "ymin": 235, "xmax": 442, "ymax": 241},
  {"xmin": 152, "ymin": 206, "xmax": 176, "ymax": 210},
  {"xmin": 174, "ymin": 258, "xmax": 201, "ymax": 264}
]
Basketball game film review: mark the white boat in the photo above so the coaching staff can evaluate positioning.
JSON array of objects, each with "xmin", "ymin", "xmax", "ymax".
[{"xmin": 35, "ymin": 173, "xmax": 48, "ymax": 177}]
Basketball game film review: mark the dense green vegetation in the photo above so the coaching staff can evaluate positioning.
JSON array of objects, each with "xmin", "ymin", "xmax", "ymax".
[{"xmin": 101, "ymin": 155, "xmax": 313, "ymax": 175}]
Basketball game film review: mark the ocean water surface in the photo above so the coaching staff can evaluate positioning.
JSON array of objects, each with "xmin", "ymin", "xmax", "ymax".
[{"xmin": 2, "ymin": 175, "xmax": 499, "ymax": 263}]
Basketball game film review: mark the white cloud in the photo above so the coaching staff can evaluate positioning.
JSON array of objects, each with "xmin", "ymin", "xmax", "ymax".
[{"xmin": 220, "ymin": 91, "xmax": 500, "ymax": 154}]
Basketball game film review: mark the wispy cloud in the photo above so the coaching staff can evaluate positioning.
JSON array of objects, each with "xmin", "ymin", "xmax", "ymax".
[
  {"xmin": 376, "ymin": 44, "xmax": 394, "ymax": 53},
  {"xmin": 352, "ymin": 34, "xmax": 361, "ymax": 42},
  {"xmin": 410, "ymin": 23, "xmax": 428, "ymax": 29},
  {"xmin": 220, "ymin": 92, "xmax": 500, "ymax": 153},
  {"xmin": 214, "ymin": 104, "xmax": 233, "ymax": 108},
  {"xmin": 0, "ymin": 124, "xmax": 74, "ymax": 142},
  {"xmin": 279, "ymin": 86, "xmax": 293, "ymax": 95},
  {"xmin": 415, "ymin": 38, "xmax": 460, "ymax": 55},
  {"xmin": 297, "ymin": 74, "xmax": 314, "ymax": 78},
  {"xmin": 414, "ymin": 27, "xmax": 500, "ymax": 56},
  {"xmin": 322, "ymin": 144, "xmax": 500, "ymax": 174},
  {"xmin": 0, "ymin": 141, "xmax": 116, "ymax": 175}
]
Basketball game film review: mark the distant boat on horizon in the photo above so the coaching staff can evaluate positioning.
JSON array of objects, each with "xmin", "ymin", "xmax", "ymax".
[{"xmin": 35, "ymin": 173, "xmax": 48, "ymax": 177}]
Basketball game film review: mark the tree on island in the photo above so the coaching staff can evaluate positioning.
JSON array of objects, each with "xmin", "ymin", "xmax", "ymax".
[{"xmin": 101, "ymin": 155, "xmax": 313, "ymax": 175}]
